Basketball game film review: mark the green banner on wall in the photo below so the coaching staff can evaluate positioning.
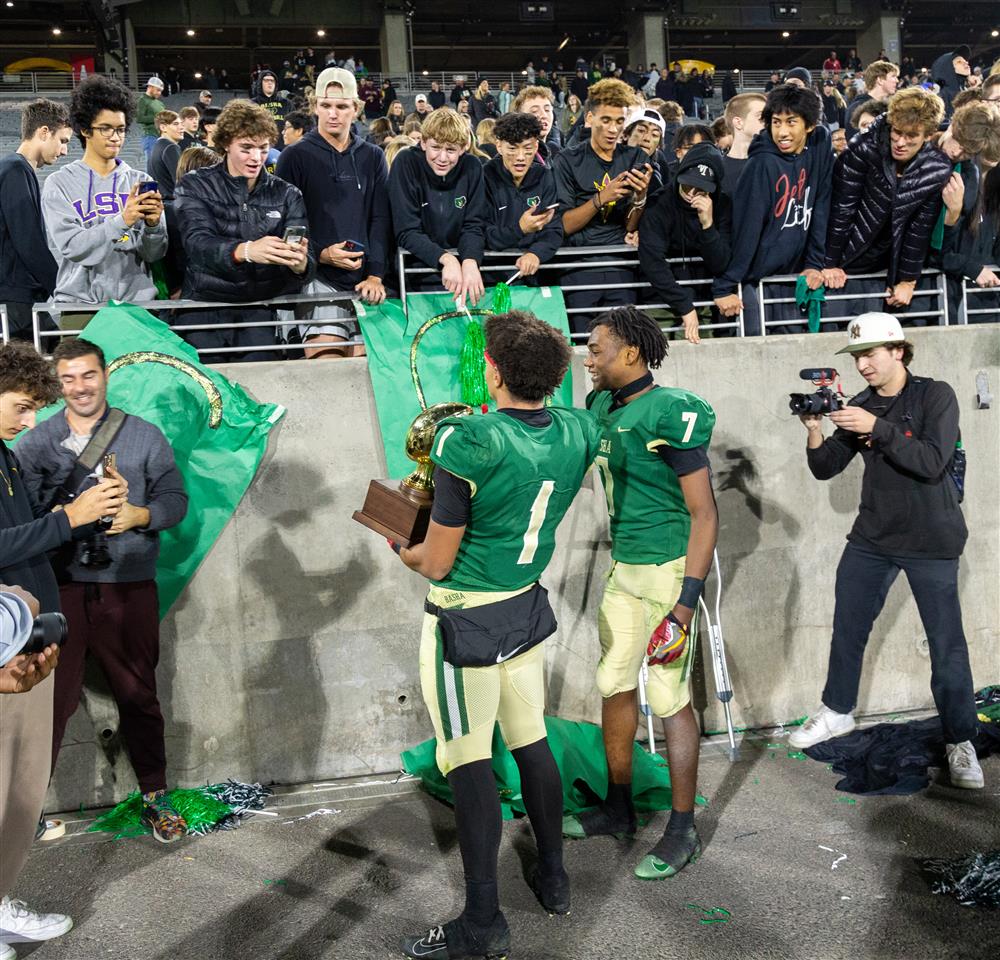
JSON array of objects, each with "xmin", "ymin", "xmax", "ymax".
[{"xmin": 356, "ymin": 286, "xmax": 574, "ymax": 478}]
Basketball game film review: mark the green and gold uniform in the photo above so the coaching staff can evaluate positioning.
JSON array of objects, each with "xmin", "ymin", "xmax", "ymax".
[
  {"xmin": 587, "ymin": 386, "xmax": 716, "ymax": 718},
  {"xmin": 419, "ymin": 407, "xmax": 602, "ymax": 774}
]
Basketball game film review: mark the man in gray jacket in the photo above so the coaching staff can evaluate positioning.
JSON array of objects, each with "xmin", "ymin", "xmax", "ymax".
[
  {"xmin": 41, "ymin": 76, "xmax": 166, "ymax": 329},
  {"xmin": 15, "ymin": 338, "xmax": 189, "ymax": 842}
]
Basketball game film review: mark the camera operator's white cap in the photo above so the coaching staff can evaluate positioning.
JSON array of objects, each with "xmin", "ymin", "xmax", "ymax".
[
  {"xmin": 315, "ymin": 67, "xmax": 358, "ymax": 100},
  {"xmin": 836, "ymin": 312, "xmax": 905, "ymax": 354}
]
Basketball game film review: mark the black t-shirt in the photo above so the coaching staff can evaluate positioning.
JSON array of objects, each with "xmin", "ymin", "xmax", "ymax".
[
  {"xmin": 431, "ymin": 408, "xmax": 553, "ymax": 527},
  {"xmin": 848, "ymin": 217, "xmax": 892, "ymax": 273}
]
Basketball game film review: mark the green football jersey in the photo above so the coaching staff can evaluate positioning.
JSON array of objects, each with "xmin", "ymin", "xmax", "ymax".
[
  {"xmin": 429, "ymin": 406, "xmax": 602, "ymax": 592},
  {"xmin": 587, "ymin": 386, "xmax": 715, "ymax": 564}
]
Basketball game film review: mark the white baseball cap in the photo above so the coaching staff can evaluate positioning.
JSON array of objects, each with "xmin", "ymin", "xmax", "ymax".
[
  {"xmin": 624, "ymin": 106, "xmax": 666, "ymax": 140},
  {"xmin": 836, "ymin": 312, "xmax": 905, "ymax": 354},
  {"xmin": 315, "ymin": 66, "xmax": 359, "ymax": 100},
  {"xmin": 147, "ymin": 76, "xmax": 164, "ymax": 89}
]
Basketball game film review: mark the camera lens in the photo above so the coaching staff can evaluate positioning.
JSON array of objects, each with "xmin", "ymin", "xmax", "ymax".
[{"xmin": 23, "ymin": 613, "xmax": 68, "ymax": 656}]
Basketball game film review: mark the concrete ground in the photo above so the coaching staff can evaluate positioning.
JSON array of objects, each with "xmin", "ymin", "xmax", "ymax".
[{"xmin": 10, "ymin": 725, "xmax": 1000, "ymax": 960}]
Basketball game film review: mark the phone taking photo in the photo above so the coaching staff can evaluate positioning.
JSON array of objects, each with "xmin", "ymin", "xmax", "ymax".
[
  {"xmin": 343, "ymin": 239, "xmax": 366, "ymax": 253},
  {"xmin": 283, "ymin": 225, "xmax": 307, "ymax": 245},
  {"xmin": 532, "ymin": 202, "xmax": 560, "ymax": 215},
  {"xmin": 137, "ymin": 181, "xmax": 159, "ymax": 195}
]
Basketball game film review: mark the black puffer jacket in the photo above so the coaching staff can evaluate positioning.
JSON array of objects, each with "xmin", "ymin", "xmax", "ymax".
[
  {"xmin": 824, "ymin": 115, "xmax": 952, "ymax": 285},
  {"xmin": 173, "ymin": 163, "xmax": 315, "ymax": 302}
]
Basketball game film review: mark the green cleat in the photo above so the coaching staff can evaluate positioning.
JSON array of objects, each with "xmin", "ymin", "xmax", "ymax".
[
  {"xmin": 562, "ymin": 806, "xmax": 636, "ymax": 840},
  {"xmin": 634, "ymin": 834, "xmax": 701, "ymax": 880}
]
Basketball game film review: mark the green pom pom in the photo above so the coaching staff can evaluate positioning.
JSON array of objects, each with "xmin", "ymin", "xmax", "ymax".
[
  {"xmin": 491, "ymin": 282, "xmax": 512, "ymax": 315},
  {"xmin": 88, "ymin": 785, "xmax": 236, "ymax": 840},
  {"xmin": 459, "ymin": 317, "xmax": 489, "ymax": 407}
]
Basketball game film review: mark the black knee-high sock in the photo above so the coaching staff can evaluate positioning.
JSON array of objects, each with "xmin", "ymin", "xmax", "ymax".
[
  {"xmin": 447, "ymin": 759, "xmax": 502, "ymax": 927},
  {"xmin": 511, "ymin": 739, "xmax": 564, "ymax": 876}
]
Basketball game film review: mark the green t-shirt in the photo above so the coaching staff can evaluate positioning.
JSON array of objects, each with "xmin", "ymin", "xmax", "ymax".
[
  {"xmin": 136, "ymin": 94, "xmax": 165, "ymax": 137},
  {"xmin": 430, "ymin": 407, "xmax": 602, "ymax": 592},
  {"xmin": 587, "ymin": 386, "xmax": 715, "ymax": 564}
]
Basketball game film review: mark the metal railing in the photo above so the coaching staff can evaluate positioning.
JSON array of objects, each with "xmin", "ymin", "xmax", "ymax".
[
  {"xmin": 758, "ymin": 269, "xmax": 952, "ymax": 333},
  {"xmin": 960, "ymin": 267, "xmax": 1000, "ymax": 324},
  {"xmin": 398, "ymin": 245, "xmax": 745, "ymax": 341},
  {"xmin": 0, "ymin": 71, "xmax": 158, "ymax": 94},
  {"xmin": 22, "ymin": 291, "xmax": 362, "ymax": 359}
]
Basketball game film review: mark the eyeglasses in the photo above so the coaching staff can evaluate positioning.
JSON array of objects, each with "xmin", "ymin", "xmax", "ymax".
[{"xmin": 91, "ymin": 125, "xmax": 127, "ymax": 139}]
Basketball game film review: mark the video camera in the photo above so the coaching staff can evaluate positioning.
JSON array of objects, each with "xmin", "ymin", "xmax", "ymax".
[{"xmin": 789, "ymin": 368, "xmax": 845, "ymax": 416}]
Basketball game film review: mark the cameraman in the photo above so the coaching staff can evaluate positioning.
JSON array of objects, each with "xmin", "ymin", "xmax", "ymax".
[
  {"xmin": 1, "ymin": 342, "xmax": 124, "ymax": 955},
  {"xmin": 788, "ymin": 313, "xmax": 983, "ymax": 790},
  {"xmin": 14, "ymin": 338, "xmax": 189, "ymax": 843}
]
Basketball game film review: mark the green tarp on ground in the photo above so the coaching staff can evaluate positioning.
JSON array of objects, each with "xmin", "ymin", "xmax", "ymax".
[
  {"xmin": 19, "ymin": 303, "xmax": 284, "ymax": 618},
  {"xmin": 401, "ymin": 716, "xmax": 706, "ymax": 821},
  {"xmin": 356, "ymin": 287, "xmax": 574, "ymax": 478}
]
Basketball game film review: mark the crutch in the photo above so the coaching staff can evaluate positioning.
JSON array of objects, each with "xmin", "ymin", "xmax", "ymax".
[{"xmin": 698, "ymin": 549, "xmax": 740, "ymax": 761}]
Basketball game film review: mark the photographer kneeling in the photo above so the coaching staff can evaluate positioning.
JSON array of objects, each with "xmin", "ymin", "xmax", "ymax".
[
  {"xmin": 0, "ymin": 342, "xmax": 126, "ymax": 957},
  {"xmin": 788, "ymin": 314, "xmax": 983, "ymax": 790}
]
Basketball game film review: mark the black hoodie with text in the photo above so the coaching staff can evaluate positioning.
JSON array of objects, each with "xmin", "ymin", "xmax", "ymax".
[
  {"xmin": 483, "ymin": 157, "xmax": 562, "ymax": 263},
  {"xmin": 276, "ymin": 130, "xmax": 391, "ymax": 288},
  {"xmin": 388, "ymin": 147, "xmax": 487, "ymax": 268},
  {"xmin": 712, "ymin": 124, "xmax": 833, "ymax": 297}
]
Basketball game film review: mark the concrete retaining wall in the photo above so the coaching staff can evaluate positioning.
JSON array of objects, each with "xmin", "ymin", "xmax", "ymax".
[{"xmin": 48, "ymin": 325, "xmax": 1000, "ymax": 810}]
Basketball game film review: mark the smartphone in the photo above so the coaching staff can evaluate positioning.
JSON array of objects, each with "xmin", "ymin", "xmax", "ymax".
[
  {"xmin": 101, "ymin": 453, "xmax": 117, "ymax": 476},
  {"xmin": 532, "ymin": 202, "xmax": 560, "ymax": 216},
  {"xmin": 343, "ymin": 239, "xmax": 366, "ymax": 252},
  {"xmin": 137, "ymin": 181, "xmax": 159, "ymax": 194},
  {"xmin": 283, "ymin": 225, "xmax": 307, "ymax": 245}
]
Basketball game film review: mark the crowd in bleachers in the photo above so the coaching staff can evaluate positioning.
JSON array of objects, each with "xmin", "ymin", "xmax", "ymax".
[{"xmin": 1, "ymin": 45, "xmax": 998, "ymax": 362}]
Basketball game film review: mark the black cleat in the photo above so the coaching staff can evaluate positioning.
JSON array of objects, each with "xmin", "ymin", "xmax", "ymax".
[
  {"xmin": 562, "ymin": 804, "xmax": 637, "ymax": 840},
  {"xmin": 400, "ymin": 913, "xmax": 511, "ymax": 959},
  {"xmin": 529, "ymin": 866, "xmax": 571, "ymax": 916}
]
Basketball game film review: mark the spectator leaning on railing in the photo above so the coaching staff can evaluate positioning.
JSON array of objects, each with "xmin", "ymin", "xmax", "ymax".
[
  {"xmin": 173, "ymin": 99, "xmax": 314, "ymax": 362},
  {"xmin": 711, "ymin": 83, "xmax": 832, "ymax": 335},
  {"xmin": 276, "ymin": 67, "xmax": 391, "ymax": 359},
  {"xmin": 0, "ymin": 99, "xmax": 71, "ymax": 342},
  {"xmin": 41, "ymin": 75, "xmax": 167, "ymax": 330},
  {"xmin": 553, "ymin": 78, "xmax": 658, "ymax": 332},
  {"xmin": 388, "ymin": 107, "xmax": 488, "ymax": 308},
  {"xmin": 483, "ymin": 113, "xmax": 563, "ymax": 281},
  {"xmin": 822, "ymin": 88, "xmax": 952, "ymax": 316}
]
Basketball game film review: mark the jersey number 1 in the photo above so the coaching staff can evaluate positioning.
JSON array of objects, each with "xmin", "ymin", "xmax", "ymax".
[{"xmin": 517, "ymin": 480, "xmax": 555, "ymax": 565}]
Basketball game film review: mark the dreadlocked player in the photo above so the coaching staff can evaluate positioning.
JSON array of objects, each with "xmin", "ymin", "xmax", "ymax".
[
  {"xmin": 565, "ymin": 306, "xmax": 718, "ymax": 880},
  {"xmin": 394, "ymin": 310, "xmax": 601, "ymax": 960}
]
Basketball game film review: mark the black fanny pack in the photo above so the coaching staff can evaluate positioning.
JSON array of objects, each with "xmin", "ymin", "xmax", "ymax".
[{"xmin": 424, "ymin": 583, "xmax": 557, "ymax": 668}]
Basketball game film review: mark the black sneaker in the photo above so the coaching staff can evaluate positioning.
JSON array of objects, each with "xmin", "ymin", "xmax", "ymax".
[
  {"xmin": 529, "ymin": 866, "xmax": 570, "ymax": 916},
  {"xmin": 562, "ymin": 803, "xmax": 636, "ymax": 840},
  {"xmin": 400, "ymin": 913, "xmax": 510, "ymax": 959}
]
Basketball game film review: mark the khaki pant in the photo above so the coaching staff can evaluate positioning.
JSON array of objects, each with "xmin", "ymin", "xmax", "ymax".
[{"xmin": 0, "ymin": 674, "xmax": 53, "ymax": 897}]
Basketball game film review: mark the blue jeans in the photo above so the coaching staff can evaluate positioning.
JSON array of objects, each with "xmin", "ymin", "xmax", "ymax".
[
  {"xmin": 821, "ymin": 541, "xmax": 978, "ymax": 744},
  {"xmin": 142, "ymin": 134, "xmax": 158, "ymax": 165}
]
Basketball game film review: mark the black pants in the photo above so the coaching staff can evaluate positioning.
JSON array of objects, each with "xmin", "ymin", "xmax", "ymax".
[
  {"xmin": 174, "ymin": 307, "xmax": 282, "ymax": 363},
  {"xmin": 561, "ymin": 267, "xmax": 637, "ymax": 335},
  {"xmin": 821, "ymin": 541, "xmax": 978, "ymax": 744}
]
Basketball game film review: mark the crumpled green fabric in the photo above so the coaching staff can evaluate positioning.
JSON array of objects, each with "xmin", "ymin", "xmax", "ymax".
[
  {"xmin": 796, "ymin": 274, "xmax": 826, "ymax": 333},
  {"xmin": 401, "ymin": 716, "xmax": 706, "ymax": 821},
  {"xmin": 931, "ymin": 161, "xmax": 962, "ymax": 252}
]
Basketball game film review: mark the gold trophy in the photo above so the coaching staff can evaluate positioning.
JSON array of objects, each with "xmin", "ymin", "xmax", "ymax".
[{"xmin": 353, "ymin": 401, "xmax": 473, "ymax": 547}]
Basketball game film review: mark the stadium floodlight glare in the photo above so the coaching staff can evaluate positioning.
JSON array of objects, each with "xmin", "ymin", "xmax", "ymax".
[
  {"xmin": 422, "ymin": 69, "xmax": 429, "ymax": 75},
  {"xmin": 781, "ymin": 31, "xmax": 790, "ymax": 38},
  {"xmin": 186, "ymin": 28, "xmax": 195, "ymax": 36},
  {"xmin": 557, "ymin": 35, "xmax": 570, "ymax": 51},
  {"xmin": 317, "ymin": 28, "xmax": 326, "ymax": 37},
  {"xmin": 993, "ymin": 28, "xmax": 999, "ymax": 37},
  {"xmin": 194, "ymin": 71, "xmax": 203, "ymax": 79},
  {"xmin": 5, "ymin": 2, "xmax": 13, "ymax": 8},
  {"xmin": 52, "ymin": 26, "xmax": 61, "ymax": 34}
]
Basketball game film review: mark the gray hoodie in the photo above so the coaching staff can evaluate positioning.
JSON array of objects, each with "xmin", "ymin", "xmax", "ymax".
[{"xmin": 41, "ymin": 158, "xmax": 167, "ymax": 306}]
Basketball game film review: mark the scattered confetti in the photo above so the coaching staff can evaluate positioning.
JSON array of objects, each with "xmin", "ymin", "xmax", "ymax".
[
  {"xmin": 921, "ymin": 851, "xmax": 1000, "ymax": 907},
  {"xmin": 282, "ymin": 807, "xmax": 341, "ymax": 824},
  {"xmin": 686, "ymin": 904, "xmax": 731, "ymax": 925},
  {"xmin": 834, "ymin": 797, "xmax": 858, "ymax": 805},
  {"xmin": 786, "ymin": 750, "xmax": 809, "ymax": 760}
]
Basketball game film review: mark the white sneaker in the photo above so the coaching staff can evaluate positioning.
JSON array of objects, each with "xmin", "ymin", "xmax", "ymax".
[
  {"xmin": 0, "ymin": 941, "xmax": 16, "ymax": 960},
  {"xmin": 788, "ymin": 705, "xmax": 856, "ymax": 749},
  {"xmin": 0, "ymin": 896, "xmax": 72, "ymax": 944},
  {"xmin": 946, "ymin": 741, "xmax": 984, "ymax": 789}
]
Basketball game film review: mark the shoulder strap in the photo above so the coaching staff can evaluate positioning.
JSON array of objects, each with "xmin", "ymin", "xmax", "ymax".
[{"xmin": 52, "ymin": 408, "xmax": 127, "ymax": 504}]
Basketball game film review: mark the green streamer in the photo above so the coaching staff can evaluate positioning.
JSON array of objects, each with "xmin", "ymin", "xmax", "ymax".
[
  {"xmin": 491, "ymin": 281, "xmax": 512, "ymax": 314},
  {"xmin": 88, "ymin": 786, "xmax": 232, "ymax": 840},
  {"xmin": 458, "ymin": 316, "xmax": 489, "ymax": 407}
]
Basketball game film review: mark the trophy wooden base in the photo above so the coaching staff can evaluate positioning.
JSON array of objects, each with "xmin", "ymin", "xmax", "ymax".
[{"xmin": 352, "ymin": 478, "xmax": 432, "ymax": 548}]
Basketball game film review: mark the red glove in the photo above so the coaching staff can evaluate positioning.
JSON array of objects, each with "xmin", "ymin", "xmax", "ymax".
[{"xmin": 647, "ymin": 612, "xmax": 688, "ymax": 665}]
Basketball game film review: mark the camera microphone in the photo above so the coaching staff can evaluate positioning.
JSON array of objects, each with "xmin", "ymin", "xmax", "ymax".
[{"xmin": 799, "ymin": 368, "xmax": 838, "ymax": 382}]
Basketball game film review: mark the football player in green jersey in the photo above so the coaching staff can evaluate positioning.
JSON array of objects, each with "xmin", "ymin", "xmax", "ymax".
[
  {"xmin": 564, "ymin": 306, "xmax": 719, "ymax": 882},
  {"xmin": 393, "ymin": 310, "xmax": 602, "ymax": 960}
]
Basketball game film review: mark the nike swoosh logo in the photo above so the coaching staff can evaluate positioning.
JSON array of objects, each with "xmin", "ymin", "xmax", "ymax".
[
  {"xmin": 498, "ymin": 205, "xmax": 507, "ymax": 210},
  {"xmin": 617, "ymin": 426, "xmax": 631, "ymax": 432},
  {"xmin": 497, "ymin": 641, "xmax": 530, "ymax": 663},
  {"xmin": 409, "ymin": 944, "xmax": 446, "ymax": 957}
]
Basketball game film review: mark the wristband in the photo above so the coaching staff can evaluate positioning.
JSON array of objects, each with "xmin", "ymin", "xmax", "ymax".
[
  {"xmin": 592, "ymin": 193, "xmax": 602, "ymax": 210},
  {"xmin": 677, "ymin": 576, "xmax": 704, "ymax": 609},
  {"xmin": 631, "ymin": 197, "xmax": 647, "ymax": 209},
  {"xmin": 244, "ymin": 241, "xmax": 253, "ymax": 264}
]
